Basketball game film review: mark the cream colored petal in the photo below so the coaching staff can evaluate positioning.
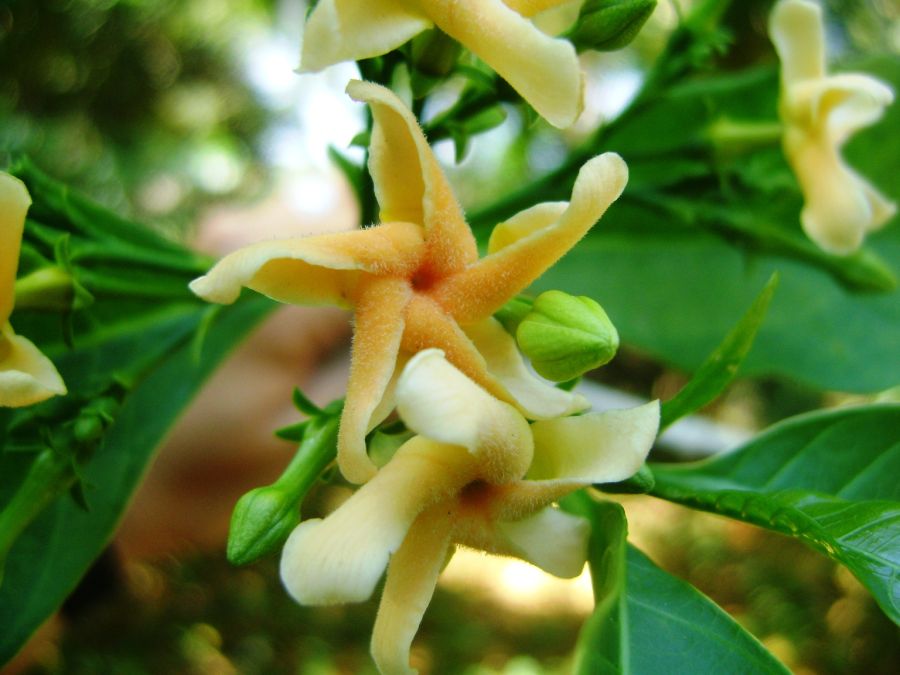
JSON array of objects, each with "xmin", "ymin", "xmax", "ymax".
[
  {"xmin": 1, "ymin": 173, "xmax": 30, "ymax": 324},
  {"xmin": 436, "ymin": 153, "xmax": 627, "ymax": 322},
  {"xmin": 787, "ymin": 135, "xmax": 891, "ymax": 254},
  {"xmin": 347, "ymin": 81, "xmax": 477, "ymax": 278},
  {"xmin": 424, "ymin": 0, "xmax": 583, "ymax": 128},
  {"xmin": 190, "ymin": 221, "xmax": 423, "ymax": 306},
  {"xmin": 494, "ymin": 507, "xmax": 589, "ymax": 578},
  {"xmin": 528, "ymin": 400, "xmax": 659, "ymax": 483},
  {"xmin": 502, "ymin": 0, "xmax": 572, "ymax": 18},
  {"xmin": 487, "ymin": 201, "xmax": 568, "ymax": 253},
  {"xmin": 464, "ymin": 317, "xmax": 589, "ymax": 419},
  {"xmin": 396, "ymin": 348, "xmax": 533, "ymax": 483},
  {"xmin": 300, "ymin": 0, "xmax": 432, "ymax": 72},
  {"xmin": 1, "ymin": 323, "xmax": 67, "ymax": 407},
  {"xmin": 280, "ymin": 437, "xmax": 473, "ymax": 606},
  {"xmin": 786, "ymin": 74, "xmax": 894, "ymax": 144},
  {"xmin": 338, "ymin": 276, "xmax": 412, "ymax": 484},
  {"xmin": 372, "ymin": 506, "xmax": 453, "ymax": 675},
  {"xmin": 770, "ymin": 0, "xmax": 826, "ymax": 85}
]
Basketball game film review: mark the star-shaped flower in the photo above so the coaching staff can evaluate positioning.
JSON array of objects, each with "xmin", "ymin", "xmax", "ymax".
[
  {"xmin": 279, "ymin": 349, "xmax": 658, "ymax": 675},
  {"xmin": 299, "ymin": 0, "xmax": 584, "ymax": 128},
  {"xmin": 0, "ymin": 173, "xmax": 67, "ymax": 407},
  {"xmin": 190, "ymin": 80, "xmax": 628, "ymax": 484},
  {"xmin": 770, "ymin": 0, "xmax": 895, "ymax": 254}
]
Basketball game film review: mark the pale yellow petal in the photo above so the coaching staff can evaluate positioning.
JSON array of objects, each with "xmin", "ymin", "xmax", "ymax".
[
  {"xmin": 1, "ymin": 173, "xmax": 30, "ymax": 324},
  {"xmin": 372, "ymin": 507, "xmax": 453, "ymax": 675},
  {"xmin": 492, "ymin": 507, "xmax": 589, "ymax": 578},
  {"xmin": 280, "ymin": 438, "xmax": 472, "ymax": 606},
  {"xmin": 487, "ymin": 201, "xmax": 568, "ymax": 253},
  {"xmin": 338, "ymin": 276, "xmax": 412, "ymax": 484},
  {"xmin": 396, "ymin": 348, "xmax": 533, "ymax": 483},
  {"xmin": 189, "ymin": 221, "xmax": 423, "ymax": 306},
  {"xmin": 464, "ymin": 317, "xmax": 589, "ymax": 419},
  {"xmin": 502, "ymin": 0, "xmax": 572, "ymax": 18},
  {"xmin": 347, "ymin": 80, "xmax": 477, "ymax": 278},
  {"xmin": 770, "ymin": 0, "xmax": 825, "ymax": 85},
  {"xmin": 528, "ymin": 400, "xmax": 659, "ymax": 483},
  {"xmin": 424, "ymin": 0, "xmax": 583, "ymax": 128},
  {"xmin": 435, "ymin": 153, "xmax": 627, "ymax": 321},
  {"xmin": 300, "ymin": 0, "xmax": 432, "ymax": 72},
  {"xmin": 1, "ymin": 323, "xmax": 67, "ymax": 407}
]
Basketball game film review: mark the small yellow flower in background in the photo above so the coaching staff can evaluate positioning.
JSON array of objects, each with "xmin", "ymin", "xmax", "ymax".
[
  {"xmin": 191, "ymin": 80, "xmax": 628, "ymax": 484},
  {"xmin": 770, "ymin": 0, "xmax": 896, "ymax": 255},
  {"xmin": 299, "ymin": 0, "xmax": 584, "ymax": 128},
  {"xmin": 279, "ymin": 349, "xmax": 659, "ymax": 675},
  {"xmin": 0, "ymin": 173, "xmax": 67, "ymax": 407}
]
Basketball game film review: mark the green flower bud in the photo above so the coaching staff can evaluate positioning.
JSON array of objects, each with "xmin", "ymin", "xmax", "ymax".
[
  {"xmin": 227, "ymin": 484, "xmax": 300, "ymax": 566},
  {"xmin": 566, "ymin": 0, "xmax": 657, "ymax": 52},
  {"xmin": 516, "ymin": 290, "xmax": 619, "ymax": 382},
  {"xmin": 410, "ymin": 29, "xmax": 462, "ymax": 78}
]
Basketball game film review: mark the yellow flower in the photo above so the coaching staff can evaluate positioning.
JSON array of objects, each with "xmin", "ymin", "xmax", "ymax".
[
  {"xmin": 191, "ymin": 80, "xmax": 628, "ymax": 484},
  {"xmin": 299, "ymin": 0, "xmax": 584, "ymax": 128},
  {"xmin": 770, "ymin": 0, "xmax": 896, "ymax": 254},
  {"xmin": 0, "ymin": 173, "xmax": 67, "ymax": 407},
  {"xmin": 279, "ymin": 349, "xmax": 659, "ymax": 675}
]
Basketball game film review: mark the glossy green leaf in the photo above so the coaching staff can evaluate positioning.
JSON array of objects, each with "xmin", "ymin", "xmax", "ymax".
[
  {"xmin": 660, "ymin": 273, "xmax": 777, "ymax": 430},
  {"xmin": 568, "ymin": 493, "xmax": 789, "ymax": 674},
  {"xmin": 650, "ymin": 405, "xmax": 900, "ymax": 624},
  {"xmin": 0, "ymin": 294, "xmax": 274, "ymax": 665}
]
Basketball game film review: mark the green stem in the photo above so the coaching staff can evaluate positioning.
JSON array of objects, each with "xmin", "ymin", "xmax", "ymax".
[
  {"xmin": 275, "ymin": 415, "xmax": 340, "ymax": 503},
  {"xmin": 13, "ymin": 267, "xmax": 74, "ymax": 311}
]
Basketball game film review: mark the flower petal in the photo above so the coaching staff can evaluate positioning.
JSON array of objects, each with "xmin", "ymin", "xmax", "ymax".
[
  {"xmin": 280, "ymin": 437, "xmax": 473, "ymax": 606},
  {"xmin": 494, "ymin": 507, "xmax": 589, "ymax": 578},
  {"xmin": 189, "ymin": 221, "xmax": 424, "ymax": 306},
  {"xmin": 464, "ymin": 317, "xmax": 589, "ymax": 419},
  {"xmin": 338, "ymin": 276, "xmax": 412, "ymax": 484},
  {"xmin": 299, "ymin": 0, "xmax": 432, "ymax": 72},
  {"xmin": 528, "ymin": 400, "xmax": 659, "ymax": 483},
  {"xmin": 424, "ymin": 0, "xmax": 583, "ymax": 128},
  {"xmin": 1, "ymin": 173, "xmax": 30, "ymax": 324},
  {"xmin": 347, "ymin": 80, "xmax": 478, "ymax": 278},
  {"xmin": 769, "ymin": 0, "xmax": 825, "ymax": 85},
  {"xmin": 396, "ymin": 348, "xmax": 533, "ymax": 483},
  {"xmin": 435, "ymin": 153, "xmax": 627, "ymax": 321},
  {"xmin": 502, "ymin": 0, "xmax": 573, "ymax": 18},
  {"xmin": 1, "ymin": 323, "xmax": 67, "ymax": 407},
  {"xmin": 371, "ymin": 506, "xmax": 453, "ymax": 675}
]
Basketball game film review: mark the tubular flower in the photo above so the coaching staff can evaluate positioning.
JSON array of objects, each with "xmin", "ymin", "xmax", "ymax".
[
  {"xmin": 279, "ymin": 349, "xmax": 659, "ymax": 675},
  {"xmin": 0, "ymin": 173, "xmax": 67, "ymax": 407},
  {"xmin": 770, "ymin": 0, "xmax": 896, "ymax": 254},
  {"xmin": 190, "ymin": 80, "xmax": 628, "ymax": 484},
  {"xmin": 299, "ymin": 0, "xmax": 584, "ymax": 128}
]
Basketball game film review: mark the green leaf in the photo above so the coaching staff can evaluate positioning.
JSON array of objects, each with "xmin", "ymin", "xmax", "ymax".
[
  {"xmin": 0, "ymin": 294, "xmax": 274, "ymax": 664},
  {"xmin": 660, "ymin": 273, "xmax": 777, "ymax": 430},
  {"xmin": 567, "ymin": 493, "xmax": 789, "ymax": 674},
  {"xmin": 625, "ymin": 545, "xmax": 789, "ymax": 674},
  {"xmin": 650, "ymin": 404, "xmax": 900, "ymax": 624}
]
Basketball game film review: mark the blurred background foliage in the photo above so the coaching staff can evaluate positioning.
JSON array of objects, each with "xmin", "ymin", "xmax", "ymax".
[{"xmin": 2, "ymin": 0, "xmax": 899, "ymax": 673}]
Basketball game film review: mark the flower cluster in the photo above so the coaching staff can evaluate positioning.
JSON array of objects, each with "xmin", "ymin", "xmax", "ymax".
[{"xmin": 0, "ymin": 173, "xmax": 66, "ymax": 408}]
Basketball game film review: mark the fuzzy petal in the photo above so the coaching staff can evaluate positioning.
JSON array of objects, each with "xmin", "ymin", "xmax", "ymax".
[
  {"xmin": 436, "ymin": 153, "xmax": 627, "ymax": 321},
  {"xmin": 464, "ymin": 318, "xmax": 589, "ymax": 419},
  {"xmin": 396, "ymin": 348, "xmax": 533, "ymax": 483},
  {"xmin": 424, "ymin": 0, "xmax": 583, "ymax": 128},
  {"xmin": 300, "ymin": 0, "xmax": 432, "ymax": 72},
  {"xmin": 280, "ymin": 438, "xmax": 473, "ymax": 606},
  {"xmin": 494, "ymin": 507, "xmax": 589, "ymax": 578},
  {"xmin": 502, "ymin": 0, "xmax": 572, "ymax": 18},
  {"xmin": 371, "ymin": 507, "xmax": 453, "ymax": 675},
  {"xmin": 347, "ymin": 81, "xmax": 477, "ymax": 277},
  {"xmin": 0, "ymin": 323, "xmax": 67, "ymax": 407},
  {"xmin": 1, "ymin": 173, "xmax": 30, "ymax": 324},
  {"xmin": 528, "ymin": 400, "xmax": 660, "ymax": 484},
  {"xmin": 338, "ymin": 276, "xmax": 412, "ymax": 484},
  {"xmin": 769, "ymin": 0, "xmax": 825, "ymax": 85}
]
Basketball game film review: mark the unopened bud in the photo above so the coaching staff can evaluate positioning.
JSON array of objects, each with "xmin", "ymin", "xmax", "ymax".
[
  {"xmin": 516, "ymin": 290, "xmax": 619, "ymax": 382},
  {"xmin": 566, "ymin": 0, "xmax": 657, "ymax": 52},
  {"xmin": 227, "ymin": 485, "xmax": 299, "ymax": 566},
  {"xmin": 410, "ymin": 29, "xmax": 462, "ymax": 78}
]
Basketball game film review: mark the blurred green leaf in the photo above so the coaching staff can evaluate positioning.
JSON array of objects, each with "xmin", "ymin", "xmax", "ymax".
[
  {"xmin": 650, "ymin": 405, "xmax": 900, "ymax": 624},
  {"xmin": 0, "ymin": 293, "xmax": 274, "ymax": 664},
  {"xmin": 660, "ymin": 274, "xmax": 777, "ymax": 430}
]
